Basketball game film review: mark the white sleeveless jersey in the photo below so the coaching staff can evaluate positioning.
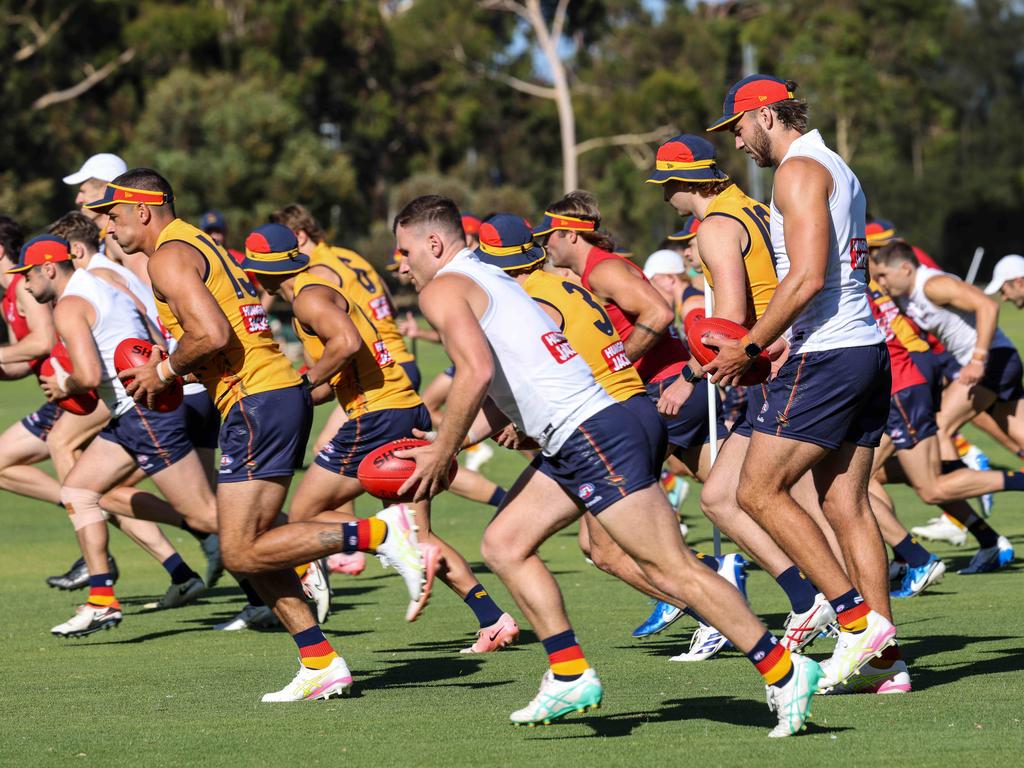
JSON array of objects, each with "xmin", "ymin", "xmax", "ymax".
[
  {"xmin": 437, "ymin": 249, "xmax": 615, "ymax": 455},
  {"xmin": 901, "ymin": 265, "xmax": 1013, "ymax": 366},
  {"xmin": 87, "ymin": 252, "xmax": 206, "ymax": 397},
  {"xmin": 769, "ymin": 130, "xmax": 883, "ymax": 353},
  {"xmin": 62, "ymin": 269, "xmax": 149, "ymax": 417}
]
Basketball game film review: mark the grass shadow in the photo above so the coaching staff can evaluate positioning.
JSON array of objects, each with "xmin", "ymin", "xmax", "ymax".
[
  {"xmin": 357, "ymin": 655, "xmax": 516, "ymax": 691},
  {"xmin": 899, "ymin": 634, "xmax": 1022, "ymax": 690}
]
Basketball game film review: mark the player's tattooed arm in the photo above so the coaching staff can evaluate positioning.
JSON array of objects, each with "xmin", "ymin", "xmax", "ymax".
[{"xmin": 587, "ymin": 259, "xmax": 673, "ymax": 362}]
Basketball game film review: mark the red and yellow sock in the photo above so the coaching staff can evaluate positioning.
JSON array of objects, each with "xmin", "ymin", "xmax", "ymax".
[
  {"xmin": 294, "ymin": 563, "xmax": 310, "ymax": 579},
  {"xmin": 749, "ymin": 632, "xmax": 793, "ymax": 686},
  {"xmin": 542, "ymin": 629, "xmax": 590, "ymax": 681},
  {"xmin": 829, "ymin": 588, "xmax": 870, "ymax": 633},
  {"xmin": 87, "ymin": 573, "xmax": 119, "ymax": 609},
  {"xmin": 294, "ymin": 625, "xmax": 338, "ymax": 670},
  {"xmin": 340, "ymin": 518, "xmax": 387, "ymax": 553}
]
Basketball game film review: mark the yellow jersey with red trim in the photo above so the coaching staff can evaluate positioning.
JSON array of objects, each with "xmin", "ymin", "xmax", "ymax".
[
  {"xmin": 522, "ymin": 270, "xmax": 645, "ymax": 403},
  {"xmin": 292, "ymin": 270, "xmax": 421, "ymax": 417},
  {"xmin": 310, "ymin": 242, "xmax": 413, "ymax": 365},
  {"xmin": 701, "ymin": 184, "xmax": 778, "ymax": 325},
  {"xmin": 154, "ymin": 218, "xmax": 300, "ymax": 416}
]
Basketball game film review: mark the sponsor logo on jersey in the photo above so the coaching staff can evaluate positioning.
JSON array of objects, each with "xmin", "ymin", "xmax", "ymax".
[
  {"xmin": 372, "ymin": 340, "xmax": 394, "ymax": 367},
  {"xmin": 369, "ymin": 295, "xmax": 392, "ymax": 321},
  {"xmin": 541, "ymin": 331, "xmax": 578, "ymax": 364},
  {"xmin": 240, "ymin": 303, "xmax": 270, "ymax": 334},
  {"xmin": 601, "ymin": 340, "xmax": 631, "ymax": 372},
  {"xmin": 849, "ymin": 237, "xmax": 868, "ymax": 270}
]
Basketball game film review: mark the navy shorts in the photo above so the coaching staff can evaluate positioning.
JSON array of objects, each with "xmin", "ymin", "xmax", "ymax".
[
  {"xmin": 752, "ymin": 343, "xmax": 891, "ymax": 450},
  {"xmin": 531, "ymin": 400, "xmax": 664, "ymax": 515},
  {"xmin": 887, "ymin": 383, "xmax": 938, "ymax": 450},
  {"xmin": 932, "ymin": 350, "xmax": 961, "ymax": 384},
  {"xmin": 183, "ymin": 390, "xmax": 220, "ymax": 449},
  {"xmin": 399, "ymin": 361, "xmax": 422, "ymax": 393},
  {"xmin": 98, "ymin": 404, "xmax": 193, "ymax": 476},
  {"xmin": 645, "ymin": 375, "xmax": 727, "ymax": 454},
  {"xmin": 315, "ymin": 404, "xmax": 431, "ymax": 478},
  {"xmin": 442, "ymin": 364, "xmax": 456, "ymax": 378},
  {"xmin": 909, "ymin": 350, "xmax": 945, "ymax": 410},
  {"xmin": 219, "ymin": 385, "xmax": 313, "ymax": 483},
  {"xmin": 981, "ymin": 346, "xmax": 1024, "ymax": 402},
  {"xmin": 722, "ymin": 385, "xmax": 749, "ymax": 425},
  {"xmin": 731, "ymin": 383, "xmax": 768, "ymax": 439},
  {"xmin": 21, "ymin": 401, "xmax": 62, "ymax": 441}
]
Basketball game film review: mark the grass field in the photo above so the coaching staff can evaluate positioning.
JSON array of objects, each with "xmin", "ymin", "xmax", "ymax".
[{"xmin": 3, "ymin": 318, "xmax": 1024, "ymax": 768}]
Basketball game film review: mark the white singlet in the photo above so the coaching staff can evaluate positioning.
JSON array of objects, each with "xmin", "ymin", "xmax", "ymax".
[
  {"xmin": 62, "ymin": 269, "xmax": 150, "ymax": 417},
  {"xmin": 902, "ymin": 265, "xmax": 1012, "ymax": 366},
  {"xmin": 770, "ymin": 129, "xmax": 883, "ymax": 353},
  {"xmin": 437, "ymin": 249, "xmax": 615, "ymax": 455}
]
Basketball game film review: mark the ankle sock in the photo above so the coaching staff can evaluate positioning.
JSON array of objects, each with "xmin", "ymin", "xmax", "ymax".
[
  {"xmin": 463, "ymin": 583, "xmax": 504, "ymax": 628},
  {"xmin": 748, "ymin": 631, "xmax": 793, "ymax": 687},
  {"xmin": 962, "ymin": 513, "xmax": 999, "ymax": 548},
  {"xmin": 239, "ymin": 578, "xmax": 266, "ymax": 607},
  {"xmin": 892, "ymin": 534, "xmax": 931, "ymax": 568},
  {"xmin": 775, "ymin": 566, "xmax": 817, "ymax": 614},
  {"xmin": 542, "ymin": 629, "xmax": 589, "ymax": 681},
  {"xmin": 87, "ymin": 573, "xmax": 118, "ymax": 608},
  {"xmin": 161, "ymin": 553, "xmax": 199, "ymax": 585},
  {"xmin": 829, "ymin": 588, "xmax": 869, "ymax": 633},
  {"xmin": 340, "ymin": 518, "xmax": 387, "ymax": 553},
  {"xmin": 293, "ymin": 625, "xmax": 338, "ymax": 669},
  {"xmin": 487, "ymin": 486, "xmax": 507, "ymax": 507},
  {"xmin": 1003, "ymin": 471, "xmax": 1024, "ymax": 491}
]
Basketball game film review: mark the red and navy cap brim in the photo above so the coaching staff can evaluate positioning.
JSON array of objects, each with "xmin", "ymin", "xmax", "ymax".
[
  {"xmin": 6, "ymin": 234, "xmax": 72, "ymax": 274},
  {"xmin": 647, "ymin": 165, "xmax": 729, "ymax": 184}
]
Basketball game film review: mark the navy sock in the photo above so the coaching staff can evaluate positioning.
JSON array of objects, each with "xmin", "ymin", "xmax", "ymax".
[
  {"xmin": 463, "ymin": 583, "xmax": 504, "ymax": 627},
  {"xmin": 828, "ymin": 588, "xmax": 862, "ymax": 617},
  {"xmin": 487, "ymin": 486, "xmax": 507, "ymax": 507},
  {"xmin": 963, "ymin": 513, "xmax": 999, "ymax": 548},
  {"xmin": 940, "ymin": 459, "xmax": 965, "ymax": 474},
  {"xmin": 161, "ymin": 553, "xmax": 198, "ymax": 584},
  {"xmin": 1003, "ymin": 471, "xmax": 1024, "ymax": 491},
  {"xmin": 693, "ymin": 551, "xmax": 718, "ymax": 571},
  {"xmin": 775, "ymin": 566, "xmax": 817, "ymax": 614},
  {"xmin": 238, "ymin": 578, "xmax": 265, "ymax": 607},
  {"xmin": 892, "ymin": 534, "xmax": 931, "ymax": 568}
]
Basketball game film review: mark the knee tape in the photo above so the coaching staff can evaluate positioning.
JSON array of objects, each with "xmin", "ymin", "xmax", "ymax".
[{"xmin": 61, "ymin": 487, "xmax": 106, "ymax": 530}]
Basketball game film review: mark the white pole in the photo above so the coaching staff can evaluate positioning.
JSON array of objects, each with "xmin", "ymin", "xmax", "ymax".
[
  {"xmin": 704, "ymin": 277, "xmax": 721, "ymax": 558},
  {"xmin": 965, "ymin": 247, "xmax": 985, "ymax": 285}
]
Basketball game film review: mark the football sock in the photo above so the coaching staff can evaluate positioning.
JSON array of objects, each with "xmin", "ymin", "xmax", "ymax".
[
  {"xmin": 294, "ymin": 562, "xmax": 310, "ymax": 579},
  {"xmin": 940, "ymin": 459, "xmax": 965, "ymax": 474},
  {"xmin": 748, "ymin": 631, "xmax": 793, "ymax": 687},
  {"xmin": 1003, "ymin": 471, "xmax": 1024, "ymax": 491},
  {"xmin": 962, "ymin": 513, "xmax": 999, "ymax": 548},
  {"xmin": 487, "ymin": 486, "xmax": 507, "ymax": 507},
  {"xmin": 542, "ymin": 629, "xmax": 590, "ymax": 681},
  {"xmin": 693, "ymin": 551, "xmax": 718, "ymax": 571},
  {"xmin": 87, "ymin": 573, "xmax": 118, "ymax": 608},
  {"xmin": 238, "ymin": 578, "xmax": 266, "ymax": 607},
  {"xmin": 340, "ymin": 519, "xmax": 387, "ymax": 553},
  {"xmin": 829, "ymin": 588, "xmax": 869, "ymax": 633},
  {"xmin": 161, "ymin": 553, "xmax": 199, "ymax": 585},
  {"xmin": 463, "ymin": 583, "xmax": 504, "ymax": 628},
  {"xmin": 293, "ymin": 625, "xmax": 338, "ymax": 670},
  {"xmin": 775, "ymin": 566, "xmax": 817, "ymax": 614},
  {"xmin": 180, "ymin": 519, "xmax": 210, "ymax": 541},
  {"xmin": 892, "ymin": 534, "xmax": 931, "ymax": 568}
]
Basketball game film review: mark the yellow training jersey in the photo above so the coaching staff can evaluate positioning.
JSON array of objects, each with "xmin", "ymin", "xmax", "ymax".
[
  {"xmin": 522, "ymin": 270, "xmax": 645, "ymax": 403},
  {"xmin": 154, "ymin": 218, "xmax": 299, "ymax": 416},
  {"xmin": 292, "ymin": 270, "xmax": 421, "ymax": 418},
  {"xmin": 701, "ymin": 184, "xmax": 778, "ymax": 325},
  {"xmin": 309, "ymin": 242, "xmax": 413, "ymax": 365}
]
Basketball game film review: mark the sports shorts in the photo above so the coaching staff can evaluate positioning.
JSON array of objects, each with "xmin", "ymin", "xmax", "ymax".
[
  {"xmin": 886, "ymin": 382, "xmax": 938, "ymax": 450},
  {"xmin": 644, "ymin": 375, "xmax": 726, "ymax": 454},
  {"xmin": 183, "ymin": 389, "xmax": 220, "ymax": 450},
  {"xmin": 722, "ymin": 385, "xmax": 749, "ymax": 426},
  {"xmin": 531, "ymin": 398, "xmax": 665, "ymax": 515},
  {"xmin": 315, "ymin": 404, "xmax": 431, "ymax": 479},
  {"xmin": 21, "ymin": 401, "xmax": 62, "ymax": 441},
  {"xmin": 218, "ymin": 385, "xmax": 313, "ymax": 483},
  {"xmin": 98, "ymin": 404, "xmax": 193, "ymax": 476},
  {"xmin": 981, "ymin": 346, "xmax": 1024, "ymax": 402},
  {"xmin": 399, "ymin": 361, "xmax": 423, "ymax": 393},
  {"xmin": 751, "ymin": 342, "xmax": 891, "ymax": 450},
  {"xmin": 730, "ymin": 383, "xmax": 768, "ymax": 439}
]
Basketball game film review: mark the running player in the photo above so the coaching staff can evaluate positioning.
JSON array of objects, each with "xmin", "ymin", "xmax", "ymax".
[
  {"xmin": 92, "ymin": 169, "xmax": 426, "ymax": 701},
  {"xmin": 706, "ymin": 75, "xmax": 897, "ymax": 690},
  {"xmin": 11, "ymin": 235, "xmax": 212, "ymax": 635},
  {"xmin": 985, "ymin": 253, "xmax": 1024, "ymax": 307},
  {"xmin": 240, "ymin": 222, "xmax": 514, "ymax": 652},
  {"xmin": 394, "ymin": 195, "xmax": 821, "ymax": 737}
]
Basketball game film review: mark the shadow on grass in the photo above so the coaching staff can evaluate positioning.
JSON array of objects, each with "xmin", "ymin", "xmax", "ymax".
[
  {"xmin": 900, "ymin": 634, "xmax": 1022, "ymax": 690},
  {"xmin": 356, "ymin": 654, "xmax": 516, "ymax": 691},
  {"xmin": 520, "ymin": 695, "xmax": 852, "ymax": 739},
  {"xmin": 376, "ymin": 628, "xmax": 539, "ymax": 655}
]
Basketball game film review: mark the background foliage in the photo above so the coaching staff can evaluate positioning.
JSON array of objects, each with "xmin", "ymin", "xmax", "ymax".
[{"xmin": 2, "ymin": 0, "xmax": 1022, "ymax": 275}]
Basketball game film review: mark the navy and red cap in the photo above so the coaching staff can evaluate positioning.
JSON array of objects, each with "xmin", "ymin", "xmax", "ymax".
[
  {"xmin": 707, "ymin": 74, "xmax": 796, "ymax": 132},
  {"xmin": 474, "ymin": 214, "xmax": 546, "ymax": 271},
  {"xmin": 6, "ymin": 235, "xmax": 72, "ymax": 274},
  {"xmin": 200, "ymin": 210, "xmax": 227, "ymax": 234},
  {"xmin": 240, "ymin": 223, "xmax": 309, "ymax": 275},
  {"xmin": 646, "ymin": 135, "xmax": 729, "ymax": 184},
  {"xmin": 85, "ymin": 183, "xmax": 174, "ymax": 214},
  {"xmin": 667, "ymin": 216, "xmax": 701, "ymax": 242},
  {"xmin": 461, "ymin": 213, "xmax": 482, "ymax": 237},
  {"xmin": 865, "ymin": 219, "xmax": 897, "ymax": 248}
]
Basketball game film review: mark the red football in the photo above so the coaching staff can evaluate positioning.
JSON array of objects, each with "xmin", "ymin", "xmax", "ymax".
[
  {"xmin": 114, "ymin": 337, "xmax": 184, "ymax": 413},
  {"xmin": 357, "ymin": 438, "xmax": 459, "ymax": 502},
  {"xmin": 41, "ymin": 343, "xmax": 99, "ymax": 415},
  {"xmin": 683, "ymin": 307, "xmax": 705, "ymax": 335},
  {"xmin": 686, "ymin": 317, "xmax": 770, "ymax": 385}
]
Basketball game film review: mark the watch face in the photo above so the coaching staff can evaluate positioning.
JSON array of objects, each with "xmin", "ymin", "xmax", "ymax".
[{"xmin": 744, "ymin": 343, "xmax": 761, "ymax": 358}]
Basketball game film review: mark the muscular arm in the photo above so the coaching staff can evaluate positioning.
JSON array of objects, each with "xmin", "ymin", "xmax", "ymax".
[
  {"xmin": 1, "ymin": 279, "xmax": 57, "ymax": 366},
  {"xmin": 149, "ymin": 242, "xmax": 230, "ymax": 374},
  {"xmin": 924, "ymin": 274, "xmax": 999, "ymax": 354},
  {"xmin": 292, "ymin": 284, "xmax": 361, "ymax": 389},
  {"xmin": 586, "ymin": 259, "xmax": 673, "ymax": 361},
  {"xmin": 52, "ymin": 297, "xmax": 101, "ymax": 392},
  {"xmin": 697, "ymin": 216, "xmax": 750, "ymax": 325}
]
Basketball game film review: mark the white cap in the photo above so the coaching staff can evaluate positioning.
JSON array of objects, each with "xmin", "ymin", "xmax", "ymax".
[
  {"xmin": 643, "ymin": 249, "xmax": 685, "ymax": 278},
  {"xmin": 62, "ymin": 153, "xmax": 127, "ymax": 185},
  {"xmin": 984, "ymin": 254, "xmax": 1024, "ymax": 295}
]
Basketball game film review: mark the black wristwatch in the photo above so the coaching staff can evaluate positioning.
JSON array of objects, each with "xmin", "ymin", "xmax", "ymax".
[
  {"xmin": 743, "ymin": 336, "xmax": 763, "ymax": 359},
  {"xmin": 682, "ymin": 365, "xmax": 704, "ymax": 383}
]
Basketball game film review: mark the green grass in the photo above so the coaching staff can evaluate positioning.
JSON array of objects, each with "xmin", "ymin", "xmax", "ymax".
[{"xmin": 3, "ymin": 325, "xmax": 1024, "ymax": 768}]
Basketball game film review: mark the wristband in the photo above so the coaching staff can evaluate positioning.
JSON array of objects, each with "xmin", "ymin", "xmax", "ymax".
[
  {"xmin": 157, "ymin": 359, "xmax": 176, "ymax": 384},
  {"xmin": 971, "ymin": 348, "xmax": 988, "ymax": 363}
]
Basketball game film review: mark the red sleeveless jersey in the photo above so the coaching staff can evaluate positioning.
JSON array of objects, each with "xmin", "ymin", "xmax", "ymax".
[
  {"xmin": 2, "ymin": 274, "xmax": 45, "ymax": 375},
  {"xmin": 866, "ymin": 283, "xmax": 926, "ymax": 394},
  {"xmin": 581, "ymin": 247, "xmax": 687, "ymax": 383}
]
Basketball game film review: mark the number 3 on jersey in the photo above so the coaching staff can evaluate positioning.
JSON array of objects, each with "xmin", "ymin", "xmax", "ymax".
[{"xmin": 561, "ymin": 281, "xmax": 614, "ymax": 336}]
